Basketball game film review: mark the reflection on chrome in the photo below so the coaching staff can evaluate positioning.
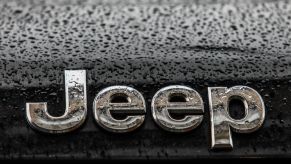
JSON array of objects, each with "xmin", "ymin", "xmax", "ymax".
[
  {"xmin": 26, "ymin": 70, "xmax": 87, "ymax": 133},
  {"xmin": 93, "ymin": 86, "xmax": 146, "ymax": 133},
  {"xmin": 151, "ymin": 85, "xmax": 204, "ymax": 132},
  {"xmin": 208, "ymin": 86, "xmax": 265, "ymax": 149},
  {"xmin": 25, "ymin": 70, "xmax": 266, "ymax": 150}
]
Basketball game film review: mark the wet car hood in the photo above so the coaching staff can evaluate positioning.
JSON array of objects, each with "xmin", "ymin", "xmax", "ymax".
[{"xmin": 0, "ymin": 0, "xmax": 290, "ymax": 159}]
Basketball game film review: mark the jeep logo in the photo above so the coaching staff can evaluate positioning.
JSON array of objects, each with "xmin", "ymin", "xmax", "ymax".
[{"xmin": 26, "ymin": 70, "xmax": 265, "ymax": 149}]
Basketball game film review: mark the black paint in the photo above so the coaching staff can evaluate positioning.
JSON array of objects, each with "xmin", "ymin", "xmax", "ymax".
[{"xmin": 0, "ymin": 0, "xmax": 290, "ymax": 159}]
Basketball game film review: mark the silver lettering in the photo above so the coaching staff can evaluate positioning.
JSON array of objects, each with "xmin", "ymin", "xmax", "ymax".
[
  {"xmin": 93, "ymin": 86, "xmax": 146, "ymax": 133},
  {"xmin": 208, "ymin": 86, "xmax": 265, "ymax": 149},
  {"xmin": 26, "ymin": 70, "xmax": 87, "ymax": 133},
  {"xmin": 151, "ymin": 85, "xmax": 204, "ymax": 132}
]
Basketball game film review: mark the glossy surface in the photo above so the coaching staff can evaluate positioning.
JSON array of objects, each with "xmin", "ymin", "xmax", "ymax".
[
  {"xmin": 0, "ymin": 0, "xmax": 290, "ymax": 159},
  {"xmin": 0, "ymin": 0, "xmax": 290, "ymax": 89}
]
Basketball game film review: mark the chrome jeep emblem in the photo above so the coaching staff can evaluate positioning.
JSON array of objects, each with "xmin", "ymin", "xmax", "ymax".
[
  {"xmin": 26, "ymin": 70, "xmax": 87, "ymax": 133},
  {"xmin": 93, "ymin": 86, "xmax": 146, "ymax": 133},
  {"xmin": 151, "ymin": 85, "xmax": 204, "ymax": 132},
  {"xmin": 26, "ymin": 70, "xmax": 266, "ymax": 149},
  {"xmin": 208, "ymin": 86, "xmax": 265, "ymax": 149}
]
